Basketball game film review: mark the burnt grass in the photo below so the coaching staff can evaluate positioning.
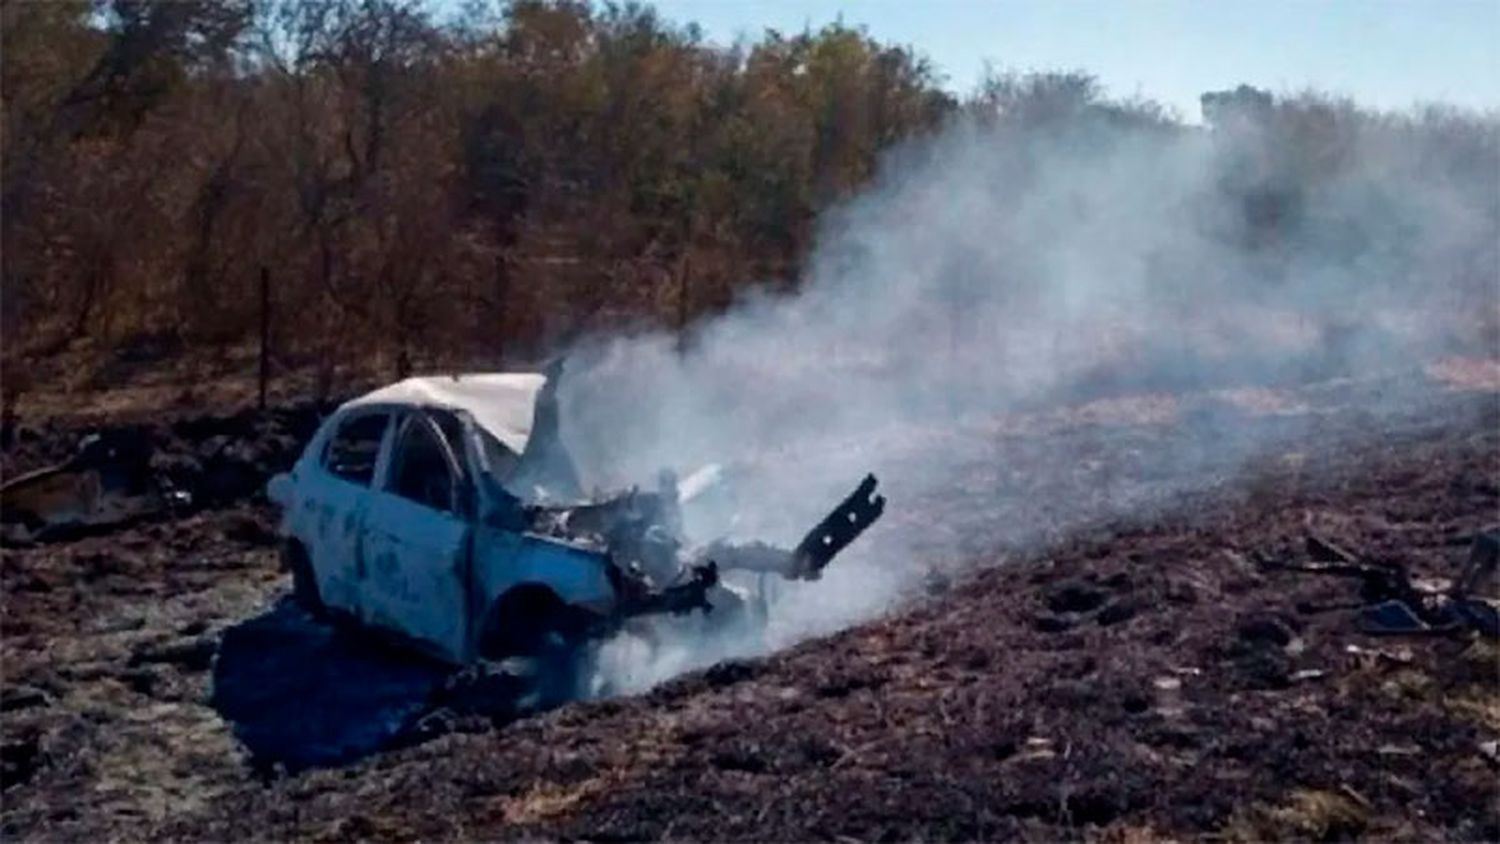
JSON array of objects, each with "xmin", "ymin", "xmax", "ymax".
[{"xmin": 2, "ymin": 377, "xmax": 1498, "ymax": 841}]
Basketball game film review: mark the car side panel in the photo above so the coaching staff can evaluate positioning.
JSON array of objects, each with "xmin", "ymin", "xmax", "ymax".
[
  {"xmin": 302, "ymin": 470, "xmax": 373, "ymax": 614},
  {"xmin": 472, "ymin": 529, "xmax": 618, "ymax": 629},
  {"xmin": 280, "ymin": 411, "xmax": 395, "ymax": 615},
  {"xmin": 361, "ymin": 487, "xmax": 471, "ymax": 663}
]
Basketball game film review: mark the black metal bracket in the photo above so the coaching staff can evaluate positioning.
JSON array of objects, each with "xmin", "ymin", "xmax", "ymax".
[{"xmin": 790, "ymin": 474, "xmax": 886, "ymax": 580}]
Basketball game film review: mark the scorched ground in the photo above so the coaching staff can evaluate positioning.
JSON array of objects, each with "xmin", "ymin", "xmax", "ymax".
[{"xmin": 1, "ymin": 365, "xmax": 1497, "ymax": 841}]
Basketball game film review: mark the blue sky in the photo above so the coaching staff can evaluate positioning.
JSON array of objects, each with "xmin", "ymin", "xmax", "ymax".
[{"xmin": 646, "ymin": 0, "xmax": 1500, "ymax": 120}]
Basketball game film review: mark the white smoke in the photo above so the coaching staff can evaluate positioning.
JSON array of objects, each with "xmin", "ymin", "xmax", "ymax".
[{"xmin": 554, "ymin": 86, "xmax": 1500, "ymax": 692}]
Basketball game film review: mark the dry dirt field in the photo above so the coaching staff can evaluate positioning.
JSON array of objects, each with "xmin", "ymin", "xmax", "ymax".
[{"xmin": 2, "ymin": 364, "xmax": 1497, "ymax": 841}]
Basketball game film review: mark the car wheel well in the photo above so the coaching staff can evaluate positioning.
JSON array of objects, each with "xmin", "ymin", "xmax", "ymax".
[{"xmin": 478, "ymin": 583, "xmax": 588, "ymax": 660}]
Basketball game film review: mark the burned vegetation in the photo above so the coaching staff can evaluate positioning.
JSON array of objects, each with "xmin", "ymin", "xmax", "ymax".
[{"xmin": 1, "ymin": 370, "xmax": 1496, "ymax": 841}]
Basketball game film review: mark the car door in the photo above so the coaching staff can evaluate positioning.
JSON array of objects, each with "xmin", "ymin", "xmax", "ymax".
[
  {"xmin": 298, "ymin": 410, "xmax": 393, "ymax": 614},
  {"xmin": 361, "ymin": 409, "xmax": 474, "ymax": 662}
]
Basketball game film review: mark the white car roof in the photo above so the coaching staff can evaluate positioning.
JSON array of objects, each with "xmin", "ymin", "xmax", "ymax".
[{"xmin": 342, "ymin": 373, "xmax": 547, "ymax": 455}]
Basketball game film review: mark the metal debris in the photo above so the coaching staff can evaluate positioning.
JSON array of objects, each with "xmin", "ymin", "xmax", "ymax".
[{"xmin": 1268, "ymin": 531, "xmax": 1499, "ymax": 639}]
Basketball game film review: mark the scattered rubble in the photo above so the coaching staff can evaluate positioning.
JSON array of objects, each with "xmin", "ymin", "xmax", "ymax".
[
  {"xmin": 1265, "ymin": 530, "xmax": 1499, "ymax": 638},
  {"xmin": 1, "ymin": 404, "xmax": 324, "ymax": 544}
]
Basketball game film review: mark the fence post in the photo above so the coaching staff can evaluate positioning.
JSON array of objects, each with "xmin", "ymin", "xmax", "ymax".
[{"xmin": 258, "ymin": 266, "xmax": 271, "ymax": 412}]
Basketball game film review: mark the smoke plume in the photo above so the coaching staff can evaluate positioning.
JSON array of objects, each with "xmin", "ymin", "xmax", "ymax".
[{"xmin": 556, "ymin": 83, "xmax": 1500, "ymax": 691}]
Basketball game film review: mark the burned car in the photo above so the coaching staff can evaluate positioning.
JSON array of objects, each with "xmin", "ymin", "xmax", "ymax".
[{"xmin": 267, "ymin": 372, "xmax": 883, "ymax": 683}]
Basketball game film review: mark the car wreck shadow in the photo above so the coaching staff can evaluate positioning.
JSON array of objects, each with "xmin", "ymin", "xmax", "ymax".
[{"xmin": 210, "ymin": 599, "xmax": 464, "ymax": 775}]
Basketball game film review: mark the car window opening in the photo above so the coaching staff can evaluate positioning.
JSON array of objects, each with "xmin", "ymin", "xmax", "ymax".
[
  {"xmin": 324, "ymin": 413, "xmax": 388, "ymax": 486},
  {"xmin": 390, "ymin": 419, "xmax": 456, "ymax": 514}
]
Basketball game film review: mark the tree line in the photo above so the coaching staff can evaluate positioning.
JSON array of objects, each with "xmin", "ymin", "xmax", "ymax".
[
  {"xmin": 2, "ymin": 0, "xmax": 951, "ymax": 390},
  {"xmin": 2, "ymin": 1, "xmax": 1494, "ymax": 398}
]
